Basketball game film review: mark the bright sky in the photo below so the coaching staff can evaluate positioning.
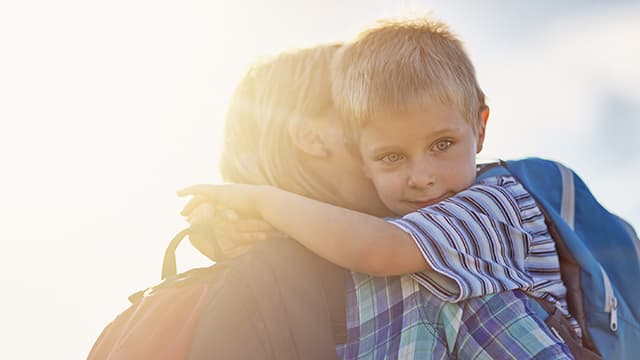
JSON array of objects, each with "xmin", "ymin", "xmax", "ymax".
[{"xmin": 1, "ymin": 1, "xmax": 639, "ymax": 358}]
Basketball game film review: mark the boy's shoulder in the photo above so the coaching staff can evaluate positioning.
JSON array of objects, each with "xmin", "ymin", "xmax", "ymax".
[
  {"xmin": 468, "ymin": 173, "xmax": 528, "ymax": 201},
  {"xmin": 473, "ymin": 161, "xmax": 534, "ymax": 200},
  {"xmin": 474, "ymin": 173, "xmax": 517, "ymax": 187}
]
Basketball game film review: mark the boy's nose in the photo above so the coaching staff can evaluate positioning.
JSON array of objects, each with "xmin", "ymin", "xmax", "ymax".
[{"xmin": 407, "ymin": 162, "xmax": 436, "ymax": 189}]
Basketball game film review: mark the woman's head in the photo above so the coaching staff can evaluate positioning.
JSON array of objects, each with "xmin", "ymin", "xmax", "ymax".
[{"xmin": 220, "ymin": 44, "xmax": 389, "ymax": 216}]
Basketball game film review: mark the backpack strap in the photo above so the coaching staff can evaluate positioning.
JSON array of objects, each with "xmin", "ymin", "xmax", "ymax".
[
  {"xmin": 162, "ymin": 223, "xmax": 227, "ymax": 280},
  {"xmin": 128, "ymin": 227, "xmax": 201, "ymax": 303},
  {"xmin": 532, "ymin": 296, "xmax": 601, "ymax": 360},
  {"xmin": 161, "ymin": 228, "xmax": 191, "ymax": 280},
  {"xmin": 128, "ymin": 225, "xmax": 223, "ymax": 304},
  {"xmin": 556, "ymin": 162, "xmax": 575, "ymax": 228}
]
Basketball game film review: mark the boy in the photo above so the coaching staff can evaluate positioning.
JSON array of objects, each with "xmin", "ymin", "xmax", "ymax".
[{"xmin": 180, "ymin": 18, "xmax": 579, "ymax": 358}]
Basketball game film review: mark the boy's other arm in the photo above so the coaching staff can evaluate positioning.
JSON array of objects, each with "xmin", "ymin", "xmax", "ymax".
[{"xmin": 179, "ymin": 184, "xmax": 429, "ymax": 276}]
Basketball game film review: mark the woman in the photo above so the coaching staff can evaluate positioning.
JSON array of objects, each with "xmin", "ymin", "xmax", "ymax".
[
  {"xmin": 185, "ymin": 44, "xmax": 388, "ymax": 360},
  {"xmin": 184, "ymin": 44, "xmax": 571, "ymax": 359}
]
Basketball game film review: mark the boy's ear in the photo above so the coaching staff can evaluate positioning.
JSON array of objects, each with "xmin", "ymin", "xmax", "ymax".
[
  {"xmin": 476, "ymin": 106, "xmax": 489, "ymax": 153},
  {"xmin": 289, "ymin": 120, "xmax": 329, "ymax": 158}
]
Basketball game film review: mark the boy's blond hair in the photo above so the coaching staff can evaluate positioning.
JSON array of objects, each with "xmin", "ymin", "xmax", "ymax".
[
  {"xmin": 220, "ymin": 44, "xmax": 345, "ymax": 205},
  {"xmin": 332, "ymin": 17, "xmax": 486, "ymax": 138}
]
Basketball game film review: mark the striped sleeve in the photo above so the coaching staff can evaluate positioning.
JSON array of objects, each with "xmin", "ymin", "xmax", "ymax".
[{"xmin": 388, "ymin": 176, "xmax": 534, "ymax": 302}]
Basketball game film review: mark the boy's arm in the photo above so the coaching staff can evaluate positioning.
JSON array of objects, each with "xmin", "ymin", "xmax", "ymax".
[{"xmin": 178, "ymin": 184, "xmax": 430, "ymax": 276}]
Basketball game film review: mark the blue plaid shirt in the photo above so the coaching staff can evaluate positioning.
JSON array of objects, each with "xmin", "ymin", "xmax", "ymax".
[{"xmin": 336, "ymin": 175, "xmax": 576, "ymax": 359}]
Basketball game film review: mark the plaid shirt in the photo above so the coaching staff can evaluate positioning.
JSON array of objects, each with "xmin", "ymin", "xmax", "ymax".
[
  {"xmin": 336, "ymin": 175, "xmax": 576, "ymax": 359},
  {"xmin": 336, "ymin": 275, "xmax": 572, "ymax": 359}
]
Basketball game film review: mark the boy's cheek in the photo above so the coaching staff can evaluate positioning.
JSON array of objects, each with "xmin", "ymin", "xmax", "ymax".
[{"xmin": 370, "ymin": 174, "xmax": 402, "ymax": 202}]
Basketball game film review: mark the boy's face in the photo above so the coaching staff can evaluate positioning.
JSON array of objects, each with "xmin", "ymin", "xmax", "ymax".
[{"xmin": 359, "ymin": 102, "xmax": 485, "ymax": 216}]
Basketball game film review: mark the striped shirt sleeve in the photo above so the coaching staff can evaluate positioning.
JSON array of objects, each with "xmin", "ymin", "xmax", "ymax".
[{"xmin": 388, "ymin": 176, "xmax": 535, "ymax": 302}]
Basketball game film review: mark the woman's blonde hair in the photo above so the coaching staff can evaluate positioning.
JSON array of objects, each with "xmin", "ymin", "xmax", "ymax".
[{"xmin": 219, "ymin": 44, "xmax": 344, "ymax": 204}]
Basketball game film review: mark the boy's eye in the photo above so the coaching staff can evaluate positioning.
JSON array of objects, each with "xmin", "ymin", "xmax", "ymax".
[
  {"xmin": 381, "ymin": 153, "xmax": 404, "ymax": 163},
  {"xmin": 432, "ymin": 140, "xmax": 453, "ymax": 152}
]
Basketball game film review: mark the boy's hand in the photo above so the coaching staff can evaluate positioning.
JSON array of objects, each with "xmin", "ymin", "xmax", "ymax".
[
  {"xmin": 178, "ymin": 183, "xmax": 265, "ymax": 216},
  {"xmin": 180, "ymin": 191, "xmax": 285, "ymax": 261}
]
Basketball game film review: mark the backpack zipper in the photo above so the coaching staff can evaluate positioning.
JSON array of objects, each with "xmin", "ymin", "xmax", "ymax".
[
  {"xmin": 599, "ymin": 265, "xmax": 618, "ymax": 331},
  {"xmin": 556, "ymin": 161, "xmax": 619, "ymax": 332}
]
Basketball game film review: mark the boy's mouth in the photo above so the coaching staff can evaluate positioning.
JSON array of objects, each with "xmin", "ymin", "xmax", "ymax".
[{"xmin": 405, "ymin": 193, "xmax": 452, "ymax": 209}]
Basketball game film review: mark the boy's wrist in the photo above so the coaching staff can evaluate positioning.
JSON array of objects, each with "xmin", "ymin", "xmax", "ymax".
[{"xmin": 254, "ymin": 184, "xmax": 278, "ymax": 216}]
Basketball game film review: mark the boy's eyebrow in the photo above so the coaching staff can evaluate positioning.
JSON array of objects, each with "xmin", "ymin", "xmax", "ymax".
[{"xmin": 422, "ymin": 127, "xmax": 460, "ymax": 138}]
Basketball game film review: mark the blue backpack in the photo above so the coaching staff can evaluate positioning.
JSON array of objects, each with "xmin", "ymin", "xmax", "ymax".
[{"xmin": 478, "ymin": 157, "xmax": 640, "ymax": 359}]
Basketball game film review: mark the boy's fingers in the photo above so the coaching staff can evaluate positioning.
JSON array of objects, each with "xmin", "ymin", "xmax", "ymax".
[
  {"xmin": 187, "ymin": 203, "xmax": 217, "ymax": 225},
  {"xmin": 210, "ymin": 210, "xmax": 277, "ymax": 233},
  {"xmin": 233, "ymin": 218, "xmax": 276, "ymax": 233},
  {"xmin": 181, "ymin": 196, "xmax": 210, "ymax": 217},
  {"xmin": 177, "ymin": 184, "xmax": 223, "ymax": 198},
  {"xmin": 211, "ymin": 208, "xmax": 237, "ymax": 223},
  {"xmin": 223, "ymin": 209, "xmax": 238, "ymax": 221}
]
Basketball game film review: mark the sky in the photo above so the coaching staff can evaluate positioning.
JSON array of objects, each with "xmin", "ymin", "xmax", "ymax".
[{"xmin": 1, "ymin": 1, "xmax": 639, "ymax": 358}]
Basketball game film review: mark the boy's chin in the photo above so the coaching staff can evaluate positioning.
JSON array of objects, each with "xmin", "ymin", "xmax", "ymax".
[{"xmin": 386, "ymin": 203, "xmax": 415, "ymax": 217}]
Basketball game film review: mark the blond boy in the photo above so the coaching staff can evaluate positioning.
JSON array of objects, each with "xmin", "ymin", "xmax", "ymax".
[{"xmin": 180, "ymin": 18, "xmax": 579, "ymax": 358}]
